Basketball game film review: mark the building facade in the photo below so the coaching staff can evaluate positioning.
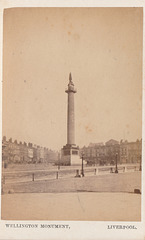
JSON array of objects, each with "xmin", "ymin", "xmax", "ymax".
[
  {"xmin": 2, "ymin": 136, "xmax": 58, "ymax": 165},
  {"xmin": 80, "ymin": 139, "xmax": 142, "ymax": 166}
]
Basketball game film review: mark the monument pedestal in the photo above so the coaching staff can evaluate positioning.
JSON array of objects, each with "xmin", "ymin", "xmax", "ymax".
[{"xmin": 61, "ymin": 144, "xmax": 81, "ymax": 166}]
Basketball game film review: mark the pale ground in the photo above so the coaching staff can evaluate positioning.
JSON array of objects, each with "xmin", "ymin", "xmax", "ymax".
[
  {"xmin": 1, "ymin": 172, "xmax": 141, "ymax": 221},
  {"xmin": 2, "ymin": 171, "xmax": 141, "ymax": 193},
  {"xmin": 1, "ymin": 192, "xmax": 141, "ymax": 221}
]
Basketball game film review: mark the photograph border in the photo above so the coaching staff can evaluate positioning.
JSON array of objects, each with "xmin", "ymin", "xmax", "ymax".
[{"xmin": 0, "ymin": 0, "xmax": 144, "ymax": 239}]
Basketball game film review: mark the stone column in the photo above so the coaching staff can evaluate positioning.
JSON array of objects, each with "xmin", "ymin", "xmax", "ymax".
[
  {"xmin": 65, "ymin": 73, "xmax": 76, "ymax": 145},
  {"xmin": 61, "ymin": 73, "xmax": 80, "ymax": 166}
]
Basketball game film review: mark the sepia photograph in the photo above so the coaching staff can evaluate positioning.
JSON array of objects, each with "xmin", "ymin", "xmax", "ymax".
[{"xmin": 1, "ymin": 7, "xmax": 143, "ymax": 223}]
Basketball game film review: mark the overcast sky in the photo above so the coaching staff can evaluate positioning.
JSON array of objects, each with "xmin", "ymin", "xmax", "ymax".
[{"xmin": 2, "ymin": 7, "xmax": 143, "ymax": 150}]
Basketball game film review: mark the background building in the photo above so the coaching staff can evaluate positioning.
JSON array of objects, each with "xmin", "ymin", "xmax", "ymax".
[
  {"xmin": 2, "ymin": 136, "xmax": 142, "ymax": 166},
  {"xmin": 80, "ymin": 139, "xmax": 142, "ymax": 166},
  {"xmin": 2, "ymin": 136, "xmax": 59, "ymax": 165}
]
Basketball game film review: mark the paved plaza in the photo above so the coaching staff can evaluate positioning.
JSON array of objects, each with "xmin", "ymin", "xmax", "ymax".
[
  {"xmin": 1, "ymin": 172, "xmax": 141, "ymax": 221},
  {"xmin": 2, "ymin": 171, "xmax": 141, "ymax": 193},
  {"xmin": 2, "ymin": 192, "xmax": 141, "ymax": 221}
]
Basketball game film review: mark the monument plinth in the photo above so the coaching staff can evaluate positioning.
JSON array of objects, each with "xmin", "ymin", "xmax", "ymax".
[{"xmin": 61, "ymin": 73, "xmax": 81, "ymax": 165}]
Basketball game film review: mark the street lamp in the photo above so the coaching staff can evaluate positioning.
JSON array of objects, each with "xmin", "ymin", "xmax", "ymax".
[
  {"xmin": 81, "ymin": 153, "xmax": 85, "ymax": 177},
  {"xmin": 58, "ymin": 156, "xmax": 60, "ymax": 170},
  {"xmin": 57, "ymin": 150, "xmax": 61, "ymax": 170},
  {"xmin": 115, "ymin": 153, "xmax": 118, "ymax": 173},
  {"xmin": 57, "ymin": 158, "xmax": 60, "ymax": 170},
  {"xmin": 139, "ymin": 155, "xmax": 142, "ymax": 171}
]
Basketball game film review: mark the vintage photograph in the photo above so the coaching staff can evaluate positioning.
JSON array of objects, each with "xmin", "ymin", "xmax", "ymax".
[{"xmin": 1, "ymin": 7, "xmax": 142, "ymax": 221}]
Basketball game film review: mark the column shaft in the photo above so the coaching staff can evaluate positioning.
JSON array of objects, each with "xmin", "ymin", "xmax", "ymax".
[{"xmin": 67, "ymin": 92, "xmax": 75, "ymax": 145}]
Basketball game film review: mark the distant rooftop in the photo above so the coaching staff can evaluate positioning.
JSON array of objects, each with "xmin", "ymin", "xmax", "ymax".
[{"xmin": 89, "ymin": 142, "xmax": 104, "ymax": 147}]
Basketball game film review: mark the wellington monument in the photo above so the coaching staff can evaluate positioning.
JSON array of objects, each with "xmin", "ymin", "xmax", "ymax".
[{"xmin": 61, "ymin": 73, "xmax": 81, "ymax": 165}]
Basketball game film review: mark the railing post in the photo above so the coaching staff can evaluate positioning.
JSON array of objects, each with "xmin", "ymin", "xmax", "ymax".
[
  {"xmin": 110, "ymin": 167, "xmax": 113, "ymax": 173},
  {"xmin": 75, "ymin": 169, "xmax": 80, "ymax": 177},
  {"xmin": 32, "ymin": 173, "xmax": 34, "ymax": 181},
  {"xmin": 56, "ymin": 171, "xmax": 59, "ymax": 179},
  {"xmin": 134, "ymin": 166, "xmax": 136, "ymax": 171}
]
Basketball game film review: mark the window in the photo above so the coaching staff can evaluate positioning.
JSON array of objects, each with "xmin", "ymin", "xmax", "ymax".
[{"xmin": 72, "ymin": 150, "xmax": 78, "ymax": 155}]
